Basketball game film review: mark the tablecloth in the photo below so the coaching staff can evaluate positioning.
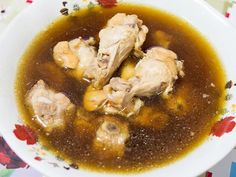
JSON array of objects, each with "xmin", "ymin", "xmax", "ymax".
[{"xmin": 0, "ymin": 0, "xmax": 235, "ymax": 177}]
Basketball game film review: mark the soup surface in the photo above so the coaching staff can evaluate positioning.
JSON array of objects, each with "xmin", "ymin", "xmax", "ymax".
[{"xmin": 15, "ymin": 4, "xmax": 226, "ymax": 173}]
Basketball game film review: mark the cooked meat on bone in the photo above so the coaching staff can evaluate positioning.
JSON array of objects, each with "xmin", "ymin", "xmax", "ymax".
[
  {"xmin": 53, "ymin": 13, "xmax": 184, "ymax": 118},
  {"xmin": 102, "ymin": 80, "xmax": 144, "ymax": 117},
  {"xmin": 93, "ymin": 13, "xmax": 148, "ymax": 88},
  {"xmin": 53, "ymin": 13, "xmax": 148, "ymax": 87},
  {"xmin": 128, "ymin": 47, "xmax": 184, "ymax": 98},
  {"xmin": 83, "ymin": 47, "xmax": 184, "ymax": 117},
  {"xmin": 53, "ymin": 37, "xmax": 97, "ymax": 79},
  {"xmin": 26, "ymin": 80, "xmax": 75, "ymax": 131},
  {"xmin": 83, "ymin": 83, "xmax": 144, "ymax": 117},
  {"xmin": 92, "ymin": 116, "xmax": 129, "ymax": 158}
]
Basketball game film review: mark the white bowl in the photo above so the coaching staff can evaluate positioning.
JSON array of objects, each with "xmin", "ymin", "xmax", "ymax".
[{"xmin": 0, "ymin": 0, "xmax": 236, "ymax": 177}]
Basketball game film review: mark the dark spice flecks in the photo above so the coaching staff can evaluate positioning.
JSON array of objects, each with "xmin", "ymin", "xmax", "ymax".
[
  {"xmin": 225, "ymin": 94, "xmax": 233, "ymax": 101},
  {"xmin": 73, "ymin": 4, "xmax": 80, "ymax": 11},
  {"xmin": 64, "ymin": 166, "xmax": 70, "ymax": 170},
  {"xmin": 70, "ymin": 163, "xmax": 79, "ymax": 169},
  {"xmin": 88, "ymin": 2, "xmax": 95, "ymax": 9},
  {"xmin": 225, "ymin": 80, "xmax": 233, "ymax": 89},
  {"xmin": 60, "ymin": 8, "xmax": 69, "ymax": 16},
  {"xmin": 62, "ymin": 1, "xmax": 68, "ymax": 7}
]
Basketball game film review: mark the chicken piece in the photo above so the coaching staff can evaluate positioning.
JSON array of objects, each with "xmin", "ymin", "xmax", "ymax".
[
  {"xmin": 83, "ymin": 47, "xmax": 184, "ymax": 117},
  {"xmin": 111, "ymin": 47, "xmax": 184, "ymax": 105},
  {"xmin": 53, "ymin": 13, "xmax": 148, "ymax": 87},
  {"xmin": 102, "ymin": 96, "xmax": 144, "ymax": 117},
  {"xmin": 92, "ymin": 116, "xmax": 129, "ymax": 159},
  {"xmin": 83, "ymin": 83, "xmax": 143, "ymax": 117},
  {"xmin": 154, "ymin": 30, "xmax": 172, "ymax": 48},
  {"xmin": 53, "ymin": 37, "xmax": 97, "ymax": 79},
  {"xmin": 93, "ymin": 13, "xmax": 148, "ymax": 88},
  {"xmin": 106, "ymin": 77, "xmax": 132, "ymax": 105},
  {"xmin": 83, "ymin": 47, "xmax": 184, "ymax": 118},
  {"xmin": 135, "ymin": 25, "xmax": 149, "ymax": 57},
  {"xmin": 53, "ymin": 41, "xmax": 79, "ymax": 69},
  {"xmin": 134, "ymin": 106, "xmax": 170, "ymax": 130},
  {"xmin": 26, "ymin": 80, "xmax": 75, "ymax": 131},
  {"xmin": 106, "ymin": 13, "xmax": 148, "ymax": 55},
  {"xmin": 103, "ymin": 78, "xmax": 144, "ymax": 117},
  {"xmin": 128, "ymin": 47, "xmax": 184, "ymax": 99}
]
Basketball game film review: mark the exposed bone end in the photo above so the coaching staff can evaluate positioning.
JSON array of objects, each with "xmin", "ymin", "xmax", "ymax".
[{"xmin": 92, "ymin": 116, "xmax": 129, "ymax": 159}]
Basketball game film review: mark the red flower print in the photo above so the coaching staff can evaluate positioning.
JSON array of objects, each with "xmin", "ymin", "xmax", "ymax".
[
  {"xmin": 205, "ymin": 172, "xmax": 213, "ymax": 177},
  {"xmin": 26, "ymin": 0, "xmax": 33, "ymax": 4},
  {"xmin": 0, "ymin": 152, "xmax": 11, "ymax": 164},
  {"xmin": 13, "ymin": 124, "xmax": 37, "ymax": 145},
  {"xmin": 225, "ymin": 12, "xmax": 230, "ymax": 18},
  {"xmin": 97, "ymin": 0, "xmax": 117, "ymax": 7},
  {"xmin": 34, "ymin": 156, "xmax": 42, "ymax": 161},
  {"xmin": 0, "ymin": 137, "xmax": 28, "ymax": 169},
  {"xmin": 211, "ymin": 116, "xmax": 236, "ymax": 137}
]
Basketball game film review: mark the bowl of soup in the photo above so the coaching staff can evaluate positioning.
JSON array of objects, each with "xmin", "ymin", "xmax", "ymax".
[{"xmin": 0, "ymin": 0, "xmax": 236, "ymax": 177}]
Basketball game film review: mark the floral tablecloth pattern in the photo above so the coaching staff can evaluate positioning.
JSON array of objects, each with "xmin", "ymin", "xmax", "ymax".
[{"xmin": 0, "ymin": 0, "xmax": 235, "ymax": 177}]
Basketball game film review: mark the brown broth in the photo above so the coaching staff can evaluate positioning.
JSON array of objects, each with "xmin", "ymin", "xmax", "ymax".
[{"xmin": 15, "ymin": 4, "xmax": 226, "ymax": 174}]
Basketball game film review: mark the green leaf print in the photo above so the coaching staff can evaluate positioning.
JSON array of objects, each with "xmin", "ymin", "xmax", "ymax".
[{"xmin": 0, "ymin": 169, "xmax": 14, "ymax": 177}]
